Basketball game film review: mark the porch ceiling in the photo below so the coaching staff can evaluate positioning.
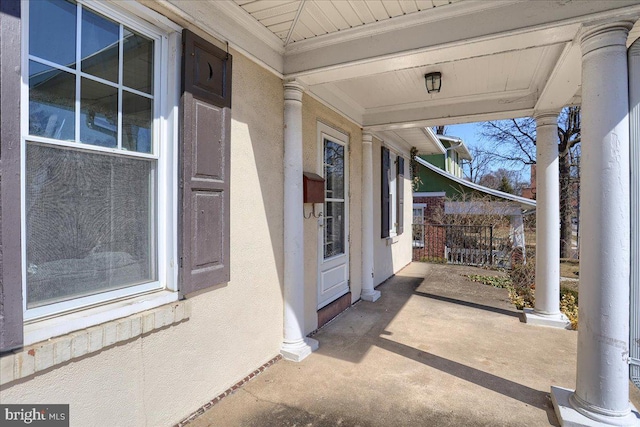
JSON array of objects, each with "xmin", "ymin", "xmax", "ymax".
[
  {"xmin": 158, "ymin": 0, "xmax": 640, "ymax": 140},
  {"xmin": 233, "ymin": 0, "xmax": 461, "ymax": 45}
]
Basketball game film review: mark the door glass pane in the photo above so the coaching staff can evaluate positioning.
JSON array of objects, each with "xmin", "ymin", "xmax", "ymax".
[
  {"xmin": 81, "ymin": 7, "xmax": 120, "ymax": 83},
  {"xmin": 30, "ymin": 0, "xmax": 77, "ymax": 68},
  {"xmin": 324, "ymin": 138, "xmax": 346, "ymax": 259},
  {"xmin": 29, "ymin": 61, "xmax": 76, "ymax": 141},
  {"xmin": 26, "ymin": 143, "xmax": 156, "ymax": 308},
  {"xmin": 123, "ymin": 28, "xmax": 154, "ymax": 94},
  {"xmin": 324, "ymin": 202, "xmax": 344, "ymax": 258},
  {"xmin": 324, "ymin": 140, "xmax": 344, "ymax": 199},
  {"xmin": 80, "ymin": 77, "xmax": 118, "ymax": 147}
]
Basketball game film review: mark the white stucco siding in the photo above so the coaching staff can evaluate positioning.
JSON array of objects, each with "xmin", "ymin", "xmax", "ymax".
[
  {"xmin": 0, "ymin": 49, "xmax": 286, "ymax": 427},
  {"xmin": 372, "ymin": 136, "xmax": 413, "ymax": 287}
]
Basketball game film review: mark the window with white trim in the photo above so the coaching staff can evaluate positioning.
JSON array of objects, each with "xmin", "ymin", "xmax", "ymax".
[
  {"xmin": 388, "ymin": 151, "xmax": 398, "ymax": 236},
  {"xmin": 22, "ymin": 0, "xmax": 175, "ymax": 321},
  {"xmin": 413, "ymin": 205, "xmax": 425, "ymax": 225},
  {"xmin": 381, "ymin": 146, "xmax": 404, "ymax": 238}
]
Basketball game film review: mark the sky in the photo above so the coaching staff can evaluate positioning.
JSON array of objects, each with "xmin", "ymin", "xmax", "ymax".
[
  {"xmin": 444, "ymin": 122, "xmax": 483, "ymax": 146},
  {"xmin": 443, "ymin": 121, "xmax": 533, "ymax": 185}
]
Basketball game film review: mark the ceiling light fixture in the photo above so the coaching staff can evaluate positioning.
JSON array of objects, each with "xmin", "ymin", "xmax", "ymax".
[{"xmin": 425, "ymin": 72, "xmax": 442, "ymax": 93}]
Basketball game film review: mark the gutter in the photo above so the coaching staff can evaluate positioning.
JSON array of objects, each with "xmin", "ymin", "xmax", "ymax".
[
  {"xmin": 414, "ymin": 155, "xmax": 536, "ymax": 211},
  {"xmin": 421, "ymin": 127, "xmax": 447, "ymax": 154}
]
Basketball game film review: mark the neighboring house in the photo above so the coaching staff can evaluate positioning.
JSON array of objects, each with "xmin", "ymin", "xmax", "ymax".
[
  {"xmin": 420, "ymin": 134, "xmax": 472, "ymax": 179},
  {"xmin": 0, "ymin": 1, "xmax": 639, "ymax": 426},
  {"xmin": 521, "ymin": 164, "xmax": 537, "ymax": 200},
  {"xmin": 412, "ymin": 134, "xmax": 536, "ymax": 263}
]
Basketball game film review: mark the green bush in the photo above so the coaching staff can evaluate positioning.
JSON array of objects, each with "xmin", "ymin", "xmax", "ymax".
[{"xmin": 466, "ymin": 274, "xmax": 511, "ymax": 289}]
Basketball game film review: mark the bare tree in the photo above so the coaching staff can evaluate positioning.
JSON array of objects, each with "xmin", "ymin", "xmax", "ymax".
[
  {"xmin": 463, "ymin": 146, "xmax": 494, "ymax": 184},
  {"xmin": 477, "ymin": 168, "xmax": 526, "ymax": 195},
  {"xmin": 480, "ymin": 106, "xmax": 581, "ymax": 258},
  {"xmin": 480, "ymin": 117, "xmax": 536, "ymax": 168}
]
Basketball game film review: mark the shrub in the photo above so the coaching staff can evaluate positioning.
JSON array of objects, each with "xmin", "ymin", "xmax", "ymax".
[
  {"xmin": 560, "ymin": 290, "xmax": 579, "ymax": 330},
  {"xmin": 467, "ymin": 255, "xmax": 578, "ymax": 329},
  {"xmin": 466, "ymin": 274, "xmax": 511, "ymax": 289},
  {"xmin": 509, "ymin": 258, "xmax": 536, "ymax": 289},
  {"xmin": 507, "ymin": 258, "xmax": 536, "ymax": 309}
]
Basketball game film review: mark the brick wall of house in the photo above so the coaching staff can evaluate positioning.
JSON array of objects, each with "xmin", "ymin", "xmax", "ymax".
[
  {"xmin": 413, "ymin": 196, "xmax": 446, "ymax": 261},
  {"xmin": 414, "ymin": 196, "xmax": 445, "ymax": 224}
]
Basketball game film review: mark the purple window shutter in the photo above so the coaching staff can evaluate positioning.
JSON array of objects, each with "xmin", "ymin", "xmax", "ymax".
[
  {"xmin": 397, "ymin": 156, "xmax": 405, "ymax": 235},
  {"xmin": 381, "ymin": 147, "xmax": 390, "ymax": 238},
  {"xmin": 180, "ymin": 30, "xmax": 232, "ymax": 295},
  {"xmin": 0, "ymin": 0, "xmax": 24, "ymax": 353}
]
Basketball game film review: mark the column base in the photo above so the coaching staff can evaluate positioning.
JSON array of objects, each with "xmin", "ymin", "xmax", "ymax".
[
  {"xmin": 524, "ymin": 308, "xmax": 571, "ymax": 329},
  {"xmin": 280, "ymin": 337, "xmax": 319, "ymax": 362},
  {"xmin": 551, "ymin": 386, "xmax": 640, "ymax": 426},
  {"xmin": 361, "ymin": 289, "xmax": 381, "ymax": 302}
]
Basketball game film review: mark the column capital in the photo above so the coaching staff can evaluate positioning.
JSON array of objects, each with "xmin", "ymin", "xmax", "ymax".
[
  {"xmin": 284, "ymin": 79, "xmax": 305, "ymax": 102},
  {"xmin": 580, "ymin": 20, "xmax": 635, "ymax": 56},
  {"xmin": 533, "ymin": 110, "xmax": 560, "ymax": 127},
  {"xmin": 362, "ymin": 132, "xmax": 374, "ymax": 145}
]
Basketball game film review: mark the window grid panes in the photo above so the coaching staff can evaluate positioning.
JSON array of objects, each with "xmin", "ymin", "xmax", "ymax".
[
  {"xmin": 28, "ymin": 0, "xmax": 155, "ymax": 155},
  {"xmin": 324, "ymin": 139, "xmax": 345, "ymax": 259},
  {"xmin": 25, "ymin": 0, "xmax": 160, "ymax": 312}
]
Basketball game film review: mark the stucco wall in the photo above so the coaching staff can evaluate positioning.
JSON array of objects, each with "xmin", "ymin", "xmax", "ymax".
[
  {"xmin": 301, "ymin": 96, "xmax": 363, "ymax": 334},
  {"xmin": 372, "ymin": 137, "xmax": 413, "ymax": 287},
  {"xmin": 0, "ymin": 49, "xmax": 285, "ymax": 427}
]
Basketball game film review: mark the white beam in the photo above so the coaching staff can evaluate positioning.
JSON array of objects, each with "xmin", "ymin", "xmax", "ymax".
[
  {"xmin": 535, "ymin": 42, "xmax": 582, "ymax": 112},
  {"xmin": 292, "ymin": 28, "xmax": 579, "ymax": 86},
  {"xmin": 364, "ymin": 108, "xmax": 534, "ymax": 132},
  {"xmin": 362, "ymin": 93, "xmax": 537, "ymax": 128},
  {"xmin": 307, "ymin": 85, "xmax": 364, "ymax": 126},
  {"xmin": 151, "ymin": 0, "xmax": 285, "ymax": 76},
  {"xmin": 285, "ymin": 1, "xmax": 640, "ymax": 79}
]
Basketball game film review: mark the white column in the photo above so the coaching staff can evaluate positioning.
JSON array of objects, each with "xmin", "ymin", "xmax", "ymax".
[
  {"xmin": 281, "ymin": 80, "xmax": 318, "ymax": 362},
  {"xmin": 361, "ymin": 132, "xmax": 380, "ymax": 302},
  {"xmin": 551, "ymin": 21, "xmax": 640, "ymax": 427},
  {"xmin": 525, "ymin": 111, "xmax": 569, "ymax": 328}
]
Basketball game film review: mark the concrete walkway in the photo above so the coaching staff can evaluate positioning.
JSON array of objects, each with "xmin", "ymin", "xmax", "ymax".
[{"xmin": 188, "ymin": 262, "xmax": 640, "ymax": 427}]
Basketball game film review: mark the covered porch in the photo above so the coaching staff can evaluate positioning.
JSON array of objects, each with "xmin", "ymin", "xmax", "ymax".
[
  {"xmin": 184, "ymin": 262, "xmax": 640, "ymax": 427},
  {"xmin": 152, "ymin": 1, "xmax": 640, "ymax": 424}
]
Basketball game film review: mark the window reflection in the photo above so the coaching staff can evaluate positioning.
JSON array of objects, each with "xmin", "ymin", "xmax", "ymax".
[
  {"xmin": 123, "ymin": 91, "xmax": 152, "ymax": 153},
  {"xmin": 29, "ymin": 61, "xmax": 76, "ymax": 141},
  {"xmin": 28, "ymin": 1, "xmax": 155, "ymax": 153},
  {"xmin": 123, "ymin": 29, "xmax": 154, "ymax": 94},
  {"xmin": 81, "ymin": 7, "xmax": 119, "ymax": 83},
  {"xmin": 30, "ymin": 0, "xmax": 77, "ymax": 69},
  {"xmin": 80, "ymin": 78, "xmax": 118, "ymax": 148}
]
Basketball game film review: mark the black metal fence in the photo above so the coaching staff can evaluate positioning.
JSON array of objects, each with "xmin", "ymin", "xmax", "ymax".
[{"xmin": 412, "ymin": 223, "xmax": 513, "ymax": 268}]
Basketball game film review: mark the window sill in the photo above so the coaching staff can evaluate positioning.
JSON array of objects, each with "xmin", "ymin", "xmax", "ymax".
[
  {"xmin": 1, "ymin": 294, "xmax": 189, "ymax": 386},
  {"xmin": 386, "ymin": 236, "xmax": 399, "ymax": 246}
]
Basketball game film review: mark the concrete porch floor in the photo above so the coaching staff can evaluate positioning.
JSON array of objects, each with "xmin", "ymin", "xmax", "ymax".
[{"xmin": 188, "ymin": 262, "xmax": 640, "ymax": 427}]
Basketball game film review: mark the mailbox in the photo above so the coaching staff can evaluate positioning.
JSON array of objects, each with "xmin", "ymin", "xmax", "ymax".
[{"xmin": 303, "ymin": 172, "xmax": 325, "ymax": 204}]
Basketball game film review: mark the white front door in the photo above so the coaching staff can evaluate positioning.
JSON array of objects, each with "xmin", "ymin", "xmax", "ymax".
[{"xmin": 317, "ymin": 123, "xmax": 349, "ymax": 309}]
